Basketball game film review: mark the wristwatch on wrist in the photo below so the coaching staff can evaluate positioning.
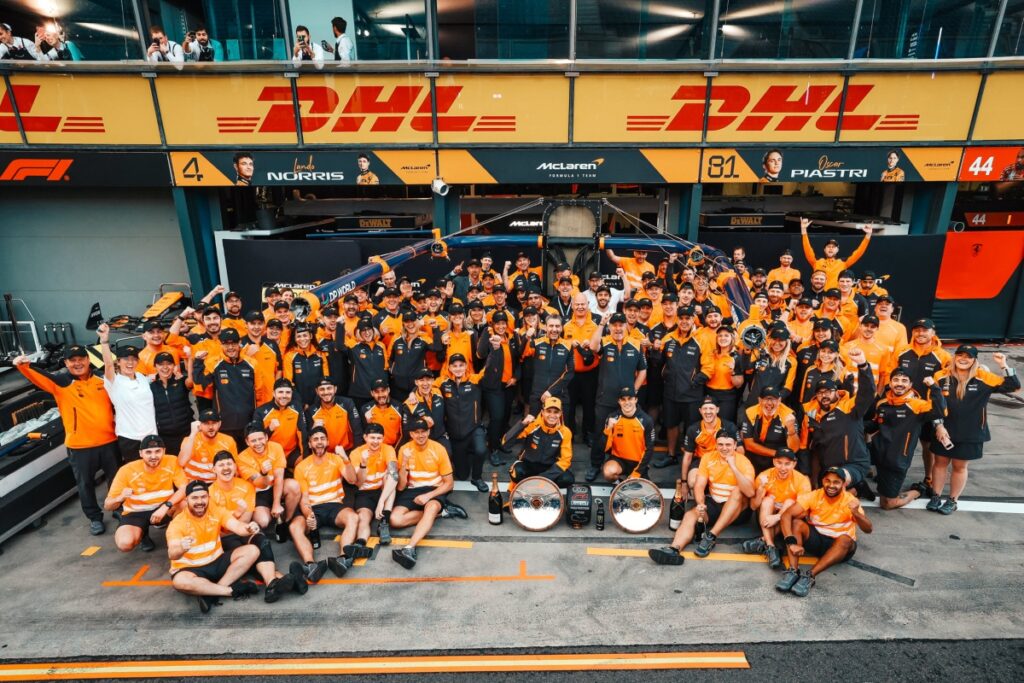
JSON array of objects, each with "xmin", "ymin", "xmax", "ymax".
[
  {"xmin": 933, "ymin": 419, "xmax": 944, "ymax": 427},
  {"xmin": 163, "ymin": 500, "xmax": 173, "ymax": 509},
  {"xmin": 784, "ymin": 535, "xmax": 798, "ymax": 546},
  {"xmin": 1005, "ymin": 367, "xmax": 1015, "ymax": 376}
]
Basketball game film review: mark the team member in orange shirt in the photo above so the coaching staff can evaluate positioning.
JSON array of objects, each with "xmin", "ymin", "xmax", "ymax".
[
  {"xmin": 601, "ymin": 387, "xmax": 656, "ymax": 482},
  {"xmin": 680, "ymin": 397, "xmax": 737, "ymax": 499},
  {"xmin": 186, "ymin": 306, "xmax": 227, "ymax": 412},
  {"xmin": 166, "ymin": 480, "xmax": 262, "ymax": 614},
  {"xmin": 702, "ymin": 326, "xmax": 745, "ymax": 424},
  {"xmin": 741, "ymin": 448, "xmax": 811, "ymax": 570},
  {"xmin": 362, "ymin": 378, "xmax": 404, "ymax": 448},
  {"xmin": 136, "ymin": 319, "xmax": 186, "ymax": 376},
  {"xmin": 649, "ymin": 430, "xmax": 754, "ymax": 565},
  {"xmin": 800, "ymin": 217, "xmax": 872, "ymax": 289},
  {"xmin": 777, "ymin": 467, "xmax": 873, "ymax": 597},
  {"xmin": 350, "ymin": 422, "xmax": 399, "ymax": 550},
  {"xmin": 178, "ymin": 410, "xmax": 238, "ymax": 483},
  {"xmin": 605, "ymin": 248, "xmax": 656, "ymax": 291},
  {"xmin": 841, "ymin": 315, "xmax": 892, "ymax": 388},
  {"xmin": 14, "ymin": 347, "xmax": 118, "ymax": 535},
  {"xmin": 390, "ymin": 419, "xmax": 460, "ymax": 570},
  {"xmin": 254, "ymin": 378, "xmax": 307, "ymax": 468},
  {"xmin": 766, "ymin": 249, "xmax": 801, "ymax": 289},
  {"xmin": 240, "ymin": 311, "xmax": 282, "ymax": 406},
  {"xmin": 234, "ymin": 423, "xmax": 287, "ymax": 531},
  {"xmin": 874, "ymin": 295, "xmax": 908, "ymax": 354},
  {"xmin": 104, "ymin": 434, "xmax": 187, "ymax": 553}
]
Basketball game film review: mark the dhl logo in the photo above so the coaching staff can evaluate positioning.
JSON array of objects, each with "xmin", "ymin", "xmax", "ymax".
[
  {"xmin": 626, "ymin": 84, "xmax": 918, "ymax": 133},
  {"xmin": 217, "ymin": 85, "xmax": 515, "ymax": 134},
  {"xmin": 0, "ymin": 85, "xmax": 106, "ymax": 134},
  {"xmin": 0, "ymin": 158, "xmax": 73, "ymax": 181}
]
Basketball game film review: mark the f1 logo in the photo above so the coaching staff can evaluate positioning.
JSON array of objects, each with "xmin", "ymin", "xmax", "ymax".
[{"xmin": 0, "ymin": 159, "xmax": 73, "ymax": 181}]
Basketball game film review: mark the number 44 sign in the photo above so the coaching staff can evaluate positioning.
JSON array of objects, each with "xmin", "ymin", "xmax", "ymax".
[{"xmin": 959, "ymin": 147, "xmax": 1024, "ymax": 182}]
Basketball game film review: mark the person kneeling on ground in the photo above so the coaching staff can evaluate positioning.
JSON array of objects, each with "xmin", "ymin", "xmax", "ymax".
[
  {"xmin": 741, "ymin": 447, "xmax": 811, "ymax": 569},
  {"xmin": 775, "ymin": 466, "xmax": 873, "ymax": 597},
  {"xmin": 649, "ymin": 429, "xmax": 754, "ymax": 565},
  {"xmin": 391, "ymin": 418, "xmax": 463, "ymax": 570}
]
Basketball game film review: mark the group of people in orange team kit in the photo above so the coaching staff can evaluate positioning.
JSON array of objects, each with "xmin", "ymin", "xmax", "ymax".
[{"xmin": 13, "ymin": 217, "xmax": 1019, "ymax": 610}]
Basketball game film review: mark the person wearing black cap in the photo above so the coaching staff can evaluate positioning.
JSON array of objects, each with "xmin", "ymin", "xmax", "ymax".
[
  {"xmin": 874, "ymin": 295, "xmax": 907, "ymax": 352},
  {"xmin": 315, "ymin": 306, "xmax": 351, "ymax": 397},
  {"xmin": 840, "ymin": 314, "xmax": 890, "ymax": 387},
  {"xmin": 98, "ymin": 324, "xmax": 157, "ymax": 464},
  {"xmin": 748, "ymin": 268, "xmax": 768, "ymax": 297},
  {"xmin": 221, "ymin": 291, "xmax": 247, "ymax": 336},
  {"xmin": 800, "ymin": 216, "xmax": 872, "ymax": 290},
  {"xmin": 179, "ymin": 410, "xmax": 238, "ymax": 483},
  {"xmin": 240, "ymin": 310, "xmax": 283, "ymax": 407},
  {"xmin": 869, "ymin": 368, "xmax": 946, "ymax": 511},
  {"xmin": 268, "ymin": 302, "xmax": 294, "ymax": 352},
  {"xmin": 362, "ymin": 378, "xmax": 404, "ymax": 448},
  {"xmin": 387, "ymin": 312, "xmax": 441, "ymax": 403},
  {"xmin": 891, "ymin": 318, "xmax": 951, "ymax": 494},
  {"xmin": 680, "ymin": 397, "xmax": 735, "ymax": 496},
  {"xmin": 308, "ymin": 377, "xmax": 362, "ymax": 454},
  {"xmin": 503, "ymin": 252, "xmax": 542, "ymax": 294},
  {"xmin": 776, "ymin": 466, "xmax": 872, "ymax": 597},
  {"xmin": 281, "ymin": 323, "xmax": 329, "ymax": 410},
  {"xmin": 742, "ymin": 447, "xmax": 811, "ymax": 570},
  {"xmin": 797, "ymin": 339, "xmax": 854, "ymax": 406},
  {"xmin": 439, "ymin": 304, "xmax": 478, "ymax": 378},
  {"xmin": 262, "ymin": 286, "xmax": 282, "ymax": 320},
  {"xmin": 649, "ymin": 429, "xmax": 754, "ymax": 565},
  {"xmin": 787, "ymin": 277, "xmax": 806, "ymax": 306},
  {"xmin": 651, "ymin": 305, "xmax": 712, "ymax": 469},
  {"xmin": 584, "ymin": 311, "xmax": 648, "ymax": 481},
  {"xmin": 584, "ymin": 269, "xmax": 631, "ymax": 315},
  {"xmin": 372, "ymin": 287, "xmax": 404, "ymax": 348},
  {"xmin": 784, "ymin": 298, "xmax": 816, "ymax": 347},
  {"xmin": 799, "ymin": 347, "xmax": 876, "ymax": 492},
  {"xmin": 740, "ymin": 385, "xmax": 801, "ymax": 474},
  {"xmin": 438, "ymin": 353, "xmax": 489, "ymax": 488},
  {"xmin": 928, "ymin": 347, "xmax": 1020, "ymax": 515},
  {"xmin": 601, "ymin": 387, "xmax": 656, "ymax": 481},
  {"xmin": 104, "ymin": 434, "xmax": 187, "ymax": 553},
  {"xmin": 150, "ymin": 351, "xmax": 195, "ymax": 456},
  {"xmin": 521, "ymin": 314, "xmax": 575, "ymax": 418},
  {"xmin": 857, "ymin": 270, "xmax": 888, "ymax": 310},
  {"xmin": 186, "ymin": 304, "xmax": 227, "ymax": 413},
  {"xmin": 742, "ymin": 325, "xmax": 797, "ymax": 409},
  {"xmin": 346, "ymin": 317, "xmax": 389, "ymax": 408},
  {"xmin": 767, "ymin": 249, "xmax": 801, "ymax": 290},
  {"xmin": 391, "ymin": 418, "xmax": 461, "ymax": 570},
  {"xmin": 190, "ymin": 327, "xmax": 256, "ymax": 448},
  {"xmin": 401, "ymin": 368, "xmax": 449, "ymax": 450},
  {"xmin": 476, "ymin": 310, "xmax": 523, "ymax": 453},
  {"xmin": 765, "ymin": 280, "xmax": 789, "ymax": 321},
  {"xmin": 836, "ymin": 270, "xmax": 869, "ymax": 319},
  {"xmin": 166, "ymin": 480, "xmax": 262, "ymax": 613},
  {"xmin": 816, "ymin": 288, "xmax": 857, "ymax": 339},
  {"xmin": 235, "ymin": 422, "xmax": 288, "ymax": 532},
  {"xmin": 137, "ymin": 319, "xmax": 185, "ymax": 376},
  {"xmin": 254, "ymin": 378, "xmax": 308, "ymax": 469},
  {"xmin": 552, "ymin": 276, "xmax": 577, "ymax": 321},
  {"xmin": 793, "ymin": 318, "xmax": 833, "ymax": 397},
  {"xmin": 502, "ymin": 397, "xmax": 575, "ymax": 494},
  {"xmin": 287, "ymin": 426, "xmax": 360, "ymax": 583}
]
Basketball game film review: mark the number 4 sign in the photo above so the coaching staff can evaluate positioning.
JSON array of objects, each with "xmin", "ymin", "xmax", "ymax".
[{"xmin": 959, "ymin": 147, "xmax": 1024, "ymax": 181}]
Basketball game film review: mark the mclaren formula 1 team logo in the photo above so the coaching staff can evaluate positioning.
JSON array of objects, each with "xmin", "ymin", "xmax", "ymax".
[
  {"xmin": 626, "ymin": 84, "xmax": 919, "ymax": 133},
  {"xmin": 216, "ymin": 85, "xmax": 516, "ymax": 135},
  {"xmin": 0, "ymin": 158, "xmax": 73, "ymax": 181},
  {"xmin": 0, "ymin": 85, "xmax": 105, "ymax": 134}
]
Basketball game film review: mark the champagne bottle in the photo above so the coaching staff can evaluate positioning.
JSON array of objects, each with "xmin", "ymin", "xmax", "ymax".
[
  {"xmin": 309, "ymin": 524, "xmax": 321, "ymax": 549},
  {"xmin": 669, "ymin": 479, "xmax": 685, "ymax": 531},
  {"xmin": 488, "ymin": 472, "xmax": 503, "ymax": 525},
  {"xmin": 595, "ymin": 499, "xmax": 605, "ymax": 530}
]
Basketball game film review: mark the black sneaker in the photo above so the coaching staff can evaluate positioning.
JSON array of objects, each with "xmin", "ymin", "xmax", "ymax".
[
  {"xmin": 442, "ymin": 502, "xmax": 468, "ymax": 519},
  {"xmin": 89, "ymin": 519, "xmax": 105, "ymax": 536},
  {"xmin": 775, "ymin": 568, "xmax": 800, "ymax": 592},
  {"xmin": 305, "ymin": 560, "xmax": 327, "ymax": 584},
  {"xmin": 343, "ymin": 543, "xmax": 374, "ymax": 559},
  {"xmin": 694, "ymin": 531, "xmax": 717, "ymax": 558},
  {"xmin": 264, "ymin": 577, "xmax": 285, "ymax": 603},
  {"xmin": 926, "ymin": 495, "xmax": 943, "ymax": 512},
  {"xmin": 584, "ymin": 466, "xmax": 600, "ymax": 482},
  {"xmin": 790, "ymin": 569, "xmax": 815, "ymax": 597},
  {"xmin": 289, "ymin": 561, "xmax": 308, "ymax": 595},
  {"xmin": 854, "ymin": 480, "xmax": 877, "ymax": 502},
  {"xmin": 377, "ymin": 517, "xmax": 392, "ymax": 546},
  {"xmin": 393, "ymin": 546, "xmax": 417, "ymax": 570},
  {"xmin": 766, "ymin": 545, "xmax": 782, "ymax": 570},
  {"xmin": 327, "ymin": 555, "xmax": 354, "ymax": 577},
  {"xmin": 196, "ymin": 595, "xmax": 217, "ymax": 614},
  {"xmin": 230, "ymin": 580, "xmax": 259, "ymax": 599},
  {"xmin": 938, "ymin": 497, "xmax": 958, "ymax": 515},
  {"xmin": 489, "ymin": 451, "xmax": 506, "ymax": 467},
  {"xmin": 741, "ymin": 538, "xmax": 767, "ymax": 555},
  {"xmin": 139, "ymin": 533, "xmax": 156, "ymax": 552},
  {"xmin": 648, "ymin": 546, "xmax": 684, "ymax": 566},
  {"xmin": 471, "ymin": 478, "xmax": 489, "ymax": 493},
  {"xmin": 651, "ymin": 455, "xmax": 678, "ymax": 469}
]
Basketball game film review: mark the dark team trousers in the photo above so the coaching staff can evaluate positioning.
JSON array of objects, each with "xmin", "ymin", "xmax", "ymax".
[
  {"xmin": 451, "ymin": 426, "xmax": 487, "ymax": 480},
  {"xmin": 567, "ymin": 371, "xmax": 597, "ymax": 440},
  {"xmin": 116, "ymin": 436, "xmax": 141, "ymax": 463},
  {"xmin": 510, "ymin": 460, "xmax": 574, "ymax": 488},
  {"xmin": 483, "ymin": 386, "xmax": 514, "ymax": 452},
  {"xmin": 66, "ymin": 441, "xmax": 121, "ymax": 522},
  {"xmin": 590, "ymin": 403, "xmax": 618, "ymax": 468}
]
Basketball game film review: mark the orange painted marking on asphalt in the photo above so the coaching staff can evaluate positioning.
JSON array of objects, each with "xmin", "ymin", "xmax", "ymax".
[
  {"xmin": 0, "ymin": 651, "xmax": 749, "ymax": 679},
  {"xmin": 588, "ymin": 546, "xmax": 817, "ymax": 565},
  {"xmin": 81, "ymin": 546, "xmax": 101, "ymax": 557}
]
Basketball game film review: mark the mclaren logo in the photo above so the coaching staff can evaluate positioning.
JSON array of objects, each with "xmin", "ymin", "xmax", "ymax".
[
  {"xmin": 536, "ymin": 158, "xmax": 605, "ymax": 171},
  {"xmin": 0, "ymin": 159, "xmax": 73, "ymax": 182}
]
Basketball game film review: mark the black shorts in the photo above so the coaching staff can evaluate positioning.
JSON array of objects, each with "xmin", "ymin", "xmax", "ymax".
[
  {"xmin": 703, "ymin": 495, "xmax": 752, "ymax": 529},
  {"xmin": 254, "ymin": 488, "xmax": 274, "ymax": 509},
  {"xmin": 876, "ymin": 459, "xmax": 912, "ymax": 499},
  {"xmin": 662, "ymin": 399, "xmax": 690, "ymax": 430},
  {"xmin": 605, "ymin": 455, "xmax": 645, "ymax": 479},
  {"xmin": 931, "ymin": 440, "xmax": 984, "ymax": 461},
  {"xmin": 118, "ymin": 510, "xmax": 163, "ymax": 531},
  {"xmin": 803, "ymin": 527, "xmax": 856, "ymax": 561},
  {"xmin": 295, "ymin": 502, "xmax": 351, "ymax": 529},
  {"xmin": 394, "ymin": 486, "xmax": 445, "ymax": 513},
  {"xmin": 173, "ymin": 551, "xmax": 231, "ymax": 581},
  {"xmin": 354, "ymin": 488, "xmax": 382, "ymax": 511},
  {"xmin": 221, "ymin": 533, "xmax": 248, "ymax": 554}
]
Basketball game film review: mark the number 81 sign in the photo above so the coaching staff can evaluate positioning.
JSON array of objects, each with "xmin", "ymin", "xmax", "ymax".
[{"xmin": 959, "ymin": 146, "xmax": 1024, "ymax": 181}]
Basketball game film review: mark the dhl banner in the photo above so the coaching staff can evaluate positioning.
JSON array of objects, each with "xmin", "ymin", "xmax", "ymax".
[
  {"xmin": 0, "ymin": 80, "xmax": 22, "ymax": 144},
  {"xmin": 971, "ymin": 72, "xmax": 1024, "ymax": 141},
  {"xmin": 700, "ymin": 146, "xmax": 963, "ymax": 183},
  {"xmin": 0, "ymin": 151, "xmax": 170, "ymax": 185},
  {"xmin": 438, "ymin": 148, "xmax": 700, "ymax": 184},
  {"xmin": 170, "ymin": 150, "xmax": 436, "ymax": 186},
  {"xmin": 959, "ymin": 146, "xmax": 1024, "ymax": 182},
  {"xmin": 3, "ymin": 74, "xmax": 161, "ymax": 145}
]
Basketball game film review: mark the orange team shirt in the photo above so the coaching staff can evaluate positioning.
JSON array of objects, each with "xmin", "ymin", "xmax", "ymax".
[
  {"xmin": 261, "ymin": 404, "xmax": 303, "ymax": 455},
  {"xmin": 766, "ymin": 265, "xmax": 801, "ymax": 289},
  {"xmin": 137, "ymin": 344, "xmax": 183, "ymax": 376},
  {"xmin": 797, "ymin": 488, "xmax": 862, "ymax": 539},
  {"xmin": 706, "ymin": 350, "xmax": 740, "ymax": 391},
  {"xmin": 802, "ymin": 231, "xmax": 870, "ymax": 290},
  {"xmin": 756, "ymin": 467, "xmax": 812, "ymax": 511},
  {"xmin": 242, "ymin": 340, "xmax": 281, "ymax": 406},
  {"xmin": 841, "ymin": 337, "xmax": 892, "ymax": 386},
  {"xmin": 235, "ymin": 441, "xmax": 287, "ymax": 492},
  {"xmin": 563, "ymin": 317, "xmax": 599, "ymax": 372},
  {"xmin": 309, "ymin": 403, "xmax": 356, "ymax": 451},
  {"xmin": 294, "ymin": 453, "xmax": 349, "ymax": 506},
  {"xmin": 698, "ymin": 450, "xmax": 755, "ymax": 503},
  {"xmin": 166, "ymin": 507, "xmax": 233, "ymax": 572},
  {"xmin": 439, "ymin": 328, "xmax": 475, "ymax": 377},
  {"xmin": 876, "ymin": 318, "xmax": 909, "ymax": 355},
  {"xmin": 619, "ymin": 258, "xmax": 655, "ymax": 290},
  {"xmin": 351, "ymin": 443, "xmax": 398, "ymax": 491},
  {"xmin": 399, "ymin": 439, "xmax": 453, "ymax": 489},
  {"xmin": 109, "ymin": 456, "xmax": 187, "ymax": 513},
  {"xmin": 364, "ymin": 404, "xmax": 403, "ymax": 447},
  {"xmin": 183, "ymin": 432, "xmax": 238, "ymax": 483},
  {"xmin": 787, "ymin": 316, "xmax": 814, "ymax": 345},
  {"xmin": 190, "ymin": 337, "xmax": 224, "ymax": 399},
  {"xmin": 209, "ymin": 477, "xmax": 257, "ymax": 519},
  {"xmin": 686, "ymin": 418, "xmax": 721, "ymax": 458},
  {"xmin": 16, "ymin": 365, "xmax": 116, "ymax": 449}
]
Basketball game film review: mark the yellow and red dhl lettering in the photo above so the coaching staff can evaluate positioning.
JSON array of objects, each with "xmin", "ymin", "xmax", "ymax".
[
  {"xmin": 0, "ymin": 158, "xmax": 73, "ymax": 181},
  {"xmin": 215, "ymin": 85, "xmax": 516, "ymax": 135},
  {"xmin": 626, "ymin": 84, "xmax": 918, "ymax": 133},
  {"xmin": 0, "ymin": 85, "xmax": 105, "ymax": 134}
]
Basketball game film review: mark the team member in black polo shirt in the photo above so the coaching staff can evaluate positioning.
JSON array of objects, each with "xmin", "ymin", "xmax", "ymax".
[
  {"xmin": 522, "ymin": 314, "xmax": 574, "ymax": 416},
  {"xmin": 586, "ymin": 312, "xmax": 648, "ymax": 482},
  {"xmin": 439, "ymin": 354, "xmax": 488, "ymax": 491},
  {"xmin": 347, "ymin": 318, "xmax": 388, "ymax": 408},
  {"xmin": 476, "ymin": 311, "xmax": 522, "ymax": 454},
  {"xmin": 150, "ymin": 352, "xmax": 195, "ymax": 455},
  {"xmin": 740, "ymin": 386, "xmax": 801, "ymax": 474},
  {"xmin": 192, "ymin": 328, "xmax": 256, "ymax": 447}
]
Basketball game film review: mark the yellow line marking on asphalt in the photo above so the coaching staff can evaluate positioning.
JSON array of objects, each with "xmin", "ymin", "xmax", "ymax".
[
  {"xmin": 0, "ymin": 651, "xmax": 749, "ymax": 679},
  {"xmin": 587, "ymin": 546, "xmax": 817, "ymax": 565},
  {"xmin": 81, "ymin": 546, "xmax": 101, "ymax": 557}
]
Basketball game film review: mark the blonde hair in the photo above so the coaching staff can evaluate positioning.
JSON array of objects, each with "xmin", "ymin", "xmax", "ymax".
[{"xmin": 955, "ymin": 359, "xmax": 980, "ymax": 401}]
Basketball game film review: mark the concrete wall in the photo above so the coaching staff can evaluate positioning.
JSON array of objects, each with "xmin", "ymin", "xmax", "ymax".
[{"xmin": 0, "ymin": 188, "xmax": 188, "ymax": 345}]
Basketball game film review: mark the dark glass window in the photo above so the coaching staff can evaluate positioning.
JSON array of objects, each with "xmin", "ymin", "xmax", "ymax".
[
  {"xmin": 716, "ymin": 0, "xmax": 857, "ymax": 59},
  {"xmin": 437, "ymin": 0, "xmax": 570, "ymax": 60},
  {"xmin": 854, "ymin": 0, "xmax": 1002, "ymax": 59},
  {"xmin": 575, "ymin": 1, "xmax": 709, "ymax": 59},
  {"xmin": 0, "ymin": 0, "xmax": 143, "ymax": 60}
]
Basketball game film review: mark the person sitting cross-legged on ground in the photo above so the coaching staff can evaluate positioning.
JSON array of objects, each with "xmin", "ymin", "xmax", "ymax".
[
  {"xmin": 740, "ymin": 447, "xmax": 811, "ymax": 570},
  {"xmin": 648, "ymin": 429, "xmax": 754, "ymax": 566}
]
